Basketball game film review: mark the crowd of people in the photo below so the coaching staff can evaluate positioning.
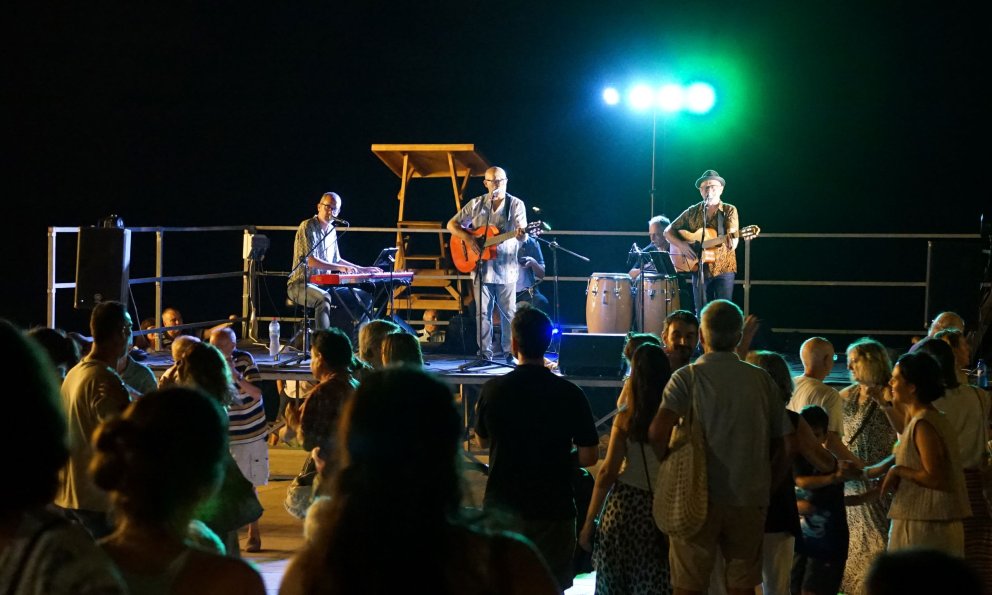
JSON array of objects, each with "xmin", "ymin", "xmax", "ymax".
[{"xmin": 1, "ymin": 293, "xmax": 989, "ymax": 595}]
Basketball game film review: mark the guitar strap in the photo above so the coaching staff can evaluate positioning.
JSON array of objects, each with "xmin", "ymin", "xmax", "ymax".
[{"xmin": 698, "ymin": 203, "xmax": 726, "ymax": 238}]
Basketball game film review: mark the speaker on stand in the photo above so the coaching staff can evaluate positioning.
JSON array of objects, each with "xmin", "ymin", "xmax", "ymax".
[{"xmin": 74, "ymin": 225, "xmax": 131, "ymax": 310}]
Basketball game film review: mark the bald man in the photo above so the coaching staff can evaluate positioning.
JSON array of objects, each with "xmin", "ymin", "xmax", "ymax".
[
  {"xmin": 788, "ymin": 337, "xmax": 862, "ymax": 465},
  {"xmin": 447, "ymin": 166, "xmax": 528, "ymax": 362},
  {"xmin": 908, "ymin": 311, "xmax": 966, "ymax": 354}
]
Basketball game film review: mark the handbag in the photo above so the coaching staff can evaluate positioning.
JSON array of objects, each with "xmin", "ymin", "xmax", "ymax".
[
  {"xmin": 284, "ymin": 455, "xmax": 318, "ymax": 520},
  {"xmin": 198, "ymin": 454, "xmax": 264, "ymax": 535},
  {"xmin": 653, "ymin": 364, "xmax": 708, "ymax": 538}
]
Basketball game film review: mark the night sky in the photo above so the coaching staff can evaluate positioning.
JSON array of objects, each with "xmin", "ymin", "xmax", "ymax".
[{"xmin": 7, "ymin": 3, "xmax": 987, "ymax": 345}]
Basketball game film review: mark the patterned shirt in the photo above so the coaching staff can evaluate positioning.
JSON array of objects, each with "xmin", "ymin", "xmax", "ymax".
[
  {"xmin": 228, "ymin": 349, "xmax": 266, "ymax": 445},
  {"xmin": 451, "ymin": 193, "xmax": 527, "ymax": 285},
  {"xmin": 669, "ymin": 201, "xmax": 739, "ymax": 276},
  {"xmin": 289, "ymin": 216, "xmax": 339, "ymax": 286}
]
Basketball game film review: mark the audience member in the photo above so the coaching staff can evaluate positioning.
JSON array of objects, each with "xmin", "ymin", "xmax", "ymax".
[
  {"xmin": 648, "ymin": 300, "xmax": 788, "ymax": 595},
  {"xmin": 579, "ymin": 343, "xmax": 672, "ymax": 594},
  {"xmin": 880, "ymin": 351, "xmax": 970, "ymax": 555},
  {"xmin": 661, "ymin": 309, "xmax": 699, "ymax": 370},
  {"xmin": 299, "ymin": 329, "xmax": 358, "ymax": 481},
  {"xmin": 210, "ymin": 327, "xmax": 268, "ymax": 553},
  {"xmin": 356, "ymin": 319, "xmax": 401, "ymax": 374},
  {"xmin": 55, "ymin": 301, "xmax": 133, "ymax": 539},
  {"xmin": 908, "ymin": 310, "xmax": 965, "ymax": 354},
  {"xmin": 381, "ymin": 331, "xmax": 424, "ymax": 368},
  {"xmin": 26, "ymin": 326, "xmax": 81, "ymax": 383},
  {"xmin": 915, "ymin": 338, "xmax": 992, "ymax": 583},
  {"xmin": 865, "ymin": 548, "xmax": 982, "ymax": 595},
  {"xmin": 160, "ymin": 307, "xmax": 191, "ymax": 350},
  {"xmin": 934, "ymin": 328, "xmax": 973, "ymax": 384},
  {"xmin": 280, "ymin": 368, "xmax": 559, "ymax": 595},
  {"xmin": 475, "ymin": 307, "xmax": 599, "ymax": 591},
  {"xmin": 158, "ymin": 334, "xmax": 201, "ymax": 388},
  {"xmin": 615, "ymin": 331, "xmax": 662, "ymax": 410},
  {"xmin": 746, "ymin": 349, "xmax": 842, "ymax": 595},
  {"xmin": 792, "ymin": 405, "xmax": 850, "ymax": 595},
  {"xmin": 0, "ymin": 319, "xmax": 127, "ymax": 594},
  {"xmin": 839, "ymin": 336, "xmax": 898, "ymax": 595},
  {"xmin": 789, "ymin": 337, "xmax": 862, "ymax": 465},
  {"xmin": 92, "ymin": 387, "xmax": 265, "ymax": 595},
  {"xmin": 176, "ymin": 342, "xmax": 262, "ymax": 554}
]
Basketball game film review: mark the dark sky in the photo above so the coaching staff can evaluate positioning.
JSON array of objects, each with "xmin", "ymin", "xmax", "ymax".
[{"xmin": 6, "ymin": 2, "xmax": 986, "ymax": 337}]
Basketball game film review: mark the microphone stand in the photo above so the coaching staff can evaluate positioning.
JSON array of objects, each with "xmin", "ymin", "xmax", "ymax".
[
  {"xmin": 534, "ymin": 234, "xmax": 589, "ymax": 354},
  {"xmin": 279, "ymin": 222, "xmax": 336, "ymax": 367}
]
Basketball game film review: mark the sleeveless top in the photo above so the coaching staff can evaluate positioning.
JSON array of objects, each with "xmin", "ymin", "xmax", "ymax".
[
  {"xmin": 617, "ymin": 436, "xmax": 660, "ymax": 491},
  {"xmin": 888, "ymin": 409, "xmax": 971, "ymax": 521},
  {"xmin": 118, "ymin": 549, "xmax": 193, "ymax": 595}
]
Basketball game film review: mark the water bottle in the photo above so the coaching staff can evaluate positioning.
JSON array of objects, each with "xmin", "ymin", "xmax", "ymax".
[
  {"xmin": 977, "ymin": 358, "xmax": 988, "ymax": 389},
  {"xmin": 269, "ymin": 318, "xmax": 281, "ymax": 360}
]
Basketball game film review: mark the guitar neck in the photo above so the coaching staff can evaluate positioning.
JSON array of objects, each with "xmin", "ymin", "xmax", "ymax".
[
  {"xmin": 700, "ymin": 230, "xmax": 740, "ymax": 249},
  {"xmin": 482, "ymin": 229, "xmax": 519, "ymax": 248}
]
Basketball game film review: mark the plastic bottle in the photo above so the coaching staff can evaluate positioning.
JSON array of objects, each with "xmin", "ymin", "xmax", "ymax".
[
  {"xmin": 269, "ymin": 318, "xmax": 281, "ymax": 360},
  {"xmin": 976, "ymin": 358, "xmax": 988, "ymax": 389}
]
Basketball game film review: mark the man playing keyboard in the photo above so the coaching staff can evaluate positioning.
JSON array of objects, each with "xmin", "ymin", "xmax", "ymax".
[{"xmin": 287, "ymin": 192, "xmax": 381, "ymax": 336}]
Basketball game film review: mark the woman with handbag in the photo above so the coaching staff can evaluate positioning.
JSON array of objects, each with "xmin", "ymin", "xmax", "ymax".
[{"xmin": 579, "ymin": 343, "xmax": 673, "ymax": 595}]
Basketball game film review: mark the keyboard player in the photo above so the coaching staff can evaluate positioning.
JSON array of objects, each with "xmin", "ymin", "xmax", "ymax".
[{"xmin": 287, "ymin": 192, "xmax": 381, "ymax": 334}]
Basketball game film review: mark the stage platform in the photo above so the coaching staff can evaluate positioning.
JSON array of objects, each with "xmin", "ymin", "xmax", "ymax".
[{"xmin": 138, "ymin": 341, "xmax": 855, "ymax": 388}]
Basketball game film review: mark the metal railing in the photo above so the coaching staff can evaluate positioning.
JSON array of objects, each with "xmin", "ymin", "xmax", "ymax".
[{"xmin": 48, "ymin": 225, "xmax": 982, "ymax": 342}]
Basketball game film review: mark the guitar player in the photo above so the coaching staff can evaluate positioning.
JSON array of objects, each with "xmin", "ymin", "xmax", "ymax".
[
  {"xmin": 446, "ymin": 166, "xmax": 528, "ymax": 362},
  {"xmin": 664, "ymin": 169, "xmax": 740, "ymax": 315}
]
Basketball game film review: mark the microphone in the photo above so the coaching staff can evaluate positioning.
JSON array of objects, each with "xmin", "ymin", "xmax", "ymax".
[
  {"xmin": 330, "ymin": 216, "xmax": 350, "ymax": 226},
  {"xmin": 630, "ymin": 242, "xmax": 640, "ymax": 255},
  {"xmin": 532, "ymin": 206, "xmax": 541, "ymax": 214}
]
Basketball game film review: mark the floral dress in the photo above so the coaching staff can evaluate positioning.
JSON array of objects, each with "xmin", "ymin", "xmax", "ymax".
[{"xmin": 839, "ymin": 384, "xmax": 897, "ymax": 595}]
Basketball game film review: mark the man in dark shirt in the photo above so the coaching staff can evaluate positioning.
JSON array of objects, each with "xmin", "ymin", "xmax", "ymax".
[{"xmin": 476, "ymin": 306, "xmax": 599, "ymax": 591}]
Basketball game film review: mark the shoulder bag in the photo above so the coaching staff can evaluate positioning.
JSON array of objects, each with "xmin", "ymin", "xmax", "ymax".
[{"xmin": 652, "ymin": 365, "xmax": 708, "ymax": 538}]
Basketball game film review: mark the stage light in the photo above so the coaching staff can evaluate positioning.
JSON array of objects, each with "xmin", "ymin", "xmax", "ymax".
[
  {"xmin": 657, "ymin": 84, "xmax": 683, "ymax": 113},
  {"xmin": 602, "ymin": 87, "xmax": 620, "ymax": 105},
  {"xmin": 628, "ymin": 84, "xmax": 654, "ymax": 111},
  {"xmin": 684, "ymin": 82, "xmax": 716, "ymax": 114}
]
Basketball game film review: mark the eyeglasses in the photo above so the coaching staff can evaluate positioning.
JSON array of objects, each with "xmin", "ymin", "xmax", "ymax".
[
  {"xmin": 484, "ymin": 178, "xmax": 508, "ymax": 185},
  {"xmin": 318, "ymin": 203, "xmax": 335, "ymax": 209}
]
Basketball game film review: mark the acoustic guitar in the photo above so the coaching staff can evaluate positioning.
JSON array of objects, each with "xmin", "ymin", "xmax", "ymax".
[
  {"xmin": 450, "ymin": 221, "xmax": 544, "ymax": 273},
  {"xmin": 668, "ymin": 224, "xmax": 761, "ymax": 273}
]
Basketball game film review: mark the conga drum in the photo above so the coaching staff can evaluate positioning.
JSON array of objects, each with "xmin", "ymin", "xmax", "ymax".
[
  {"xmin": 585, "ymin": 273, "xmax": 633, "ymax": 334},
  {"xmin": 635, "ymin": 274, "xmax": 681, "ymax": 336}
]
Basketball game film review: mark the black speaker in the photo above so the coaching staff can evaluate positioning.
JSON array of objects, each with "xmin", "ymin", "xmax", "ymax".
[
  {"xmin": 557, "ymin": 332, "xmax": 627, "ymax": 378},
  {"xmin": 75, "ymin": 227, "xmax": 131, "ymax": 310}
]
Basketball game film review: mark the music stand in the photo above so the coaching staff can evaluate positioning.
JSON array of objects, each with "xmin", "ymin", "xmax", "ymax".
[
  {"xmin": 372, "ymin": 247, "xmax": 399, "ymax": 269},
  {"xmin": 646, "ymin": 250, "xmax": 677, "ymax": 276}
]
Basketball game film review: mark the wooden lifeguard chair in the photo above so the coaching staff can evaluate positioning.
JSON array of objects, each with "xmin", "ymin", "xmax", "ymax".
[{"xmin": 371, "ymin": 143, "xmax": 491, "ymax": 313}]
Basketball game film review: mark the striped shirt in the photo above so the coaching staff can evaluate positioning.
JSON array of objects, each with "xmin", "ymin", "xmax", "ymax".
[{"xmin": 228, "ymin": 350, "xmax": 267, "ymax": 445}]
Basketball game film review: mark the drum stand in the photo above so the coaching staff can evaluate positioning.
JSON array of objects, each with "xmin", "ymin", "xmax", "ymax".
[{"xmin": 535, "ymin": 235, "xmax": 589, "ymax": 354}]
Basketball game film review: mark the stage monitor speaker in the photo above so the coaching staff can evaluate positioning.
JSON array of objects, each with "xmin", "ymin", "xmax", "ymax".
[
  {"xmin": 557, "ymin": 332, "xmax": 627, "ymax": 378},
  {"xmin": 75, "ymin": 227, "xmax": 131, "ymax": 310}
]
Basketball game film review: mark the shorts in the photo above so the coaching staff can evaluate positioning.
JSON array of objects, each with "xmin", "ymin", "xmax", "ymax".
[
  {"xmin": 668, "ymin": 503, "xmax": 766, "ymax": 591},
  {"xmin": 231, "ymin": 438, "xmax": 270, "ymax": 487}
]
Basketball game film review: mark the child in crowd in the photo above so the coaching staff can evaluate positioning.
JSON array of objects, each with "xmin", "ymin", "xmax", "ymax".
[{"xmin": 792, "ymin": 405, "xmax": 850, "ymax": 595}]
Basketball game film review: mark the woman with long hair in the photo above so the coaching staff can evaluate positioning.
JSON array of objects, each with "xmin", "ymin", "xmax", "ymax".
[
  {"xmin": 92, "ymin": 387, "xmax": 265, "ymax": 594},
  {"xmin": 579, "ymin": 343, "xmax": 673, "ymax": 595},
  {"xmin": 280, "ymin": 368, "xmax": 558, "ymax": 595},
  {"xmin": 839, "ymin": 337, "xmax": 898, "ymax": 595}
]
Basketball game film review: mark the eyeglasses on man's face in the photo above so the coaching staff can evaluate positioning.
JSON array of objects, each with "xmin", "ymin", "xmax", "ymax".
[{"xmin": 484, "ymin": 178, "xmax": 507, "ymax": 185}]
